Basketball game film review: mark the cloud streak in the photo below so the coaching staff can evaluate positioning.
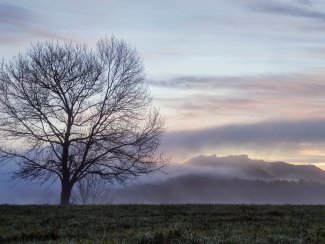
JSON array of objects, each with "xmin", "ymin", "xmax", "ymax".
[
  {"xmin": 0, "ymin": 2, "xmax": 31, "ymax": 24},
  {"xmin": 0, "ymin": 2, "xmax": 61, "ymax": 44},
  {"xmin": 150, "ymin": 73, "xmax": 325, "ymax": 97},
  {"xmin": 249, "ymin": 1, "xmax": 325, "ymax": 22},
  {"xmin": 151, "ymin": 72, "xmax": 325, "ymax": 130},
  {"xmin": 163, "ymin": 119, "xmax": 325, "ymax": 152}
]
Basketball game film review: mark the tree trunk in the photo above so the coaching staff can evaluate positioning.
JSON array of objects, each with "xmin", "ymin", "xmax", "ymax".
[{"xmin": 60, "ymin": 180, "xmax": 73, "ymax": 205}]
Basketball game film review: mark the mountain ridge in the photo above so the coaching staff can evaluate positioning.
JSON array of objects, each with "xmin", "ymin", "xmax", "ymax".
[{"xmin": 183, "ymin": 154, "xmax": 325, "ymax": 182}]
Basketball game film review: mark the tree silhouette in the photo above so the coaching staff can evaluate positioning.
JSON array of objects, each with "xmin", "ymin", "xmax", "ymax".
[
  {"xmin": 72, "ymin": 174, "xmax": 110, "ymax": 205},
  {"xmin": 0, "ymin": 37, "xmax": 165, "ymax": 204}
]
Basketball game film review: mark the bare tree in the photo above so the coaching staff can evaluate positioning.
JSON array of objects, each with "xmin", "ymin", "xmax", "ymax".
[
  {"xmin": 0, "ymin": 37, "xmax": 165, "ymax": 205},
  {"xmin": 71, "ymin": 174, "xmax": 111, "ymax": 205}
]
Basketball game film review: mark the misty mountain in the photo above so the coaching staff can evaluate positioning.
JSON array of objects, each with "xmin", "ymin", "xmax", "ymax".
[
  {"xmin": 107, "ymin": 155, "xmax": 325, "ymax": 204},
  {"xmin": 184, "ymin": 154, "xmax": 325, "ymax": 182}
]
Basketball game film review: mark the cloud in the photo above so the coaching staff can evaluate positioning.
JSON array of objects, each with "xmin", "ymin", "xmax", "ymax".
[
  {"xmin": 0, "ymin": 2, "xmax": 61, "ymax": 44},
  {"xmin": 296, "ymin": 0, "xmax": 313, "ymax": 6},
  {"xmin": 150, "ymin": 73, "xmax": 325, "ymax": 97},
  {"xmin": 0, "ymin": 2, "xmax": 31, "ymax": 24},
  {"xmin": 249, "ymin": 1, "xmax": 325, "ymax": 22},
  {"xmin": 151, "ymin": 73, "xmax": 325, "ymax": 130},
  {"xmin": 163, "ymin": 119, "xmax": 325, "ymax": 152}
]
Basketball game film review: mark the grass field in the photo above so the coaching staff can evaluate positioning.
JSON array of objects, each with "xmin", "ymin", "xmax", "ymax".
[{"xmin": 1, "ymin": 205, "xmax": 325, "ymax": 243}]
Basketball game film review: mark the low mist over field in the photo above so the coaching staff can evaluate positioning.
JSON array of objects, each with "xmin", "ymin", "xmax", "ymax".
[
  {"xmin": 111, "ymin": 155, "xmax": 325, "ymax": 204},
  {"xmin": 2, "ymin": 155, "xmax": 325, "ymax": 204}
]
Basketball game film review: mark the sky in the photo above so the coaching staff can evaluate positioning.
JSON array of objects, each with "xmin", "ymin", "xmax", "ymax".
[{"xmin": 1, "ymin": 0, "xmax": 325, "ymax": 169}]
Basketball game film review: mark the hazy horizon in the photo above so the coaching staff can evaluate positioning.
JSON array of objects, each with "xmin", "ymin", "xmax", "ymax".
[{"xmin": 2, "ymin": 154, "xmax": 325, "ymax": 204}]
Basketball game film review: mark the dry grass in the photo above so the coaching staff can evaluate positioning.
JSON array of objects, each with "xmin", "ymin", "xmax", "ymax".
[{"xmin": 1, "ymin": 204, "xmax": 325, "ymax": 243}]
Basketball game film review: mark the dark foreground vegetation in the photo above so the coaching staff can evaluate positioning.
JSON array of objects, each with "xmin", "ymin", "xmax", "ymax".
[{"xmin": 1, "ymin": 205, "xmax": 325, "ymax": 243}]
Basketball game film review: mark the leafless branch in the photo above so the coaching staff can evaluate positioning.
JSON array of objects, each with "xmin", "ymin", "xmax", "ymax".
[{"xmin": 0, "ymin": 37, "xmax": 166, "ymax": 204}]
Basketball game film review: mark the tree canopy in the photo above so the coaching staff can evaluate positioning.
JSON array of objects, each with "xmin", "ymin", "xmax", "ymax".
[{"xmin": 0, "ymin": 37, "xmax": 165, "ymax": 204}]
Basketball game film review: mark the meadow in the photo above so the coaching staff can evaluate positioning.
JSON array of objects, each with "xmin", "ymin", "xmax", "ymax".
[{"xmin": 0, "ymin": 204, "xmax": 325, "ymax": 243}]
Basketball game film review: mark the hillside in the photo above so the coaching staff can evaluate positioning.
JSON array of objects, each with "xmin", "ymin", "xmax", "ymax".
[{"xmin": 109, "ymin": 155, "xmax": 325, "ymax": 204}]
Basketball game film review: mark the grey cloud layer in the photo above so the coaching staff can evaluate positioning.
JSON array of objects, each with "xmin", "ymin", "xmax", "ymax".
[
  {"xmin": 0, "ymin": 2, "xmax": 31, "ymax": 24},
  {"xmin": 151, "ymin": 73, "xmax": 325, "ymax": 125},
  {"xmin": 163, "ymin": 119, "xmax": 325, "ymax": 152},
  {"xmin": 150, "ymin": 74, "xmax": 325, "ymax": 96},
  {"xmin": 0, "ymin": 2, "xmax": 60, "ymax": 44},
  {"xmin": 249, "ymin": 0, "xmax": 325, "ymax": 22}
]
